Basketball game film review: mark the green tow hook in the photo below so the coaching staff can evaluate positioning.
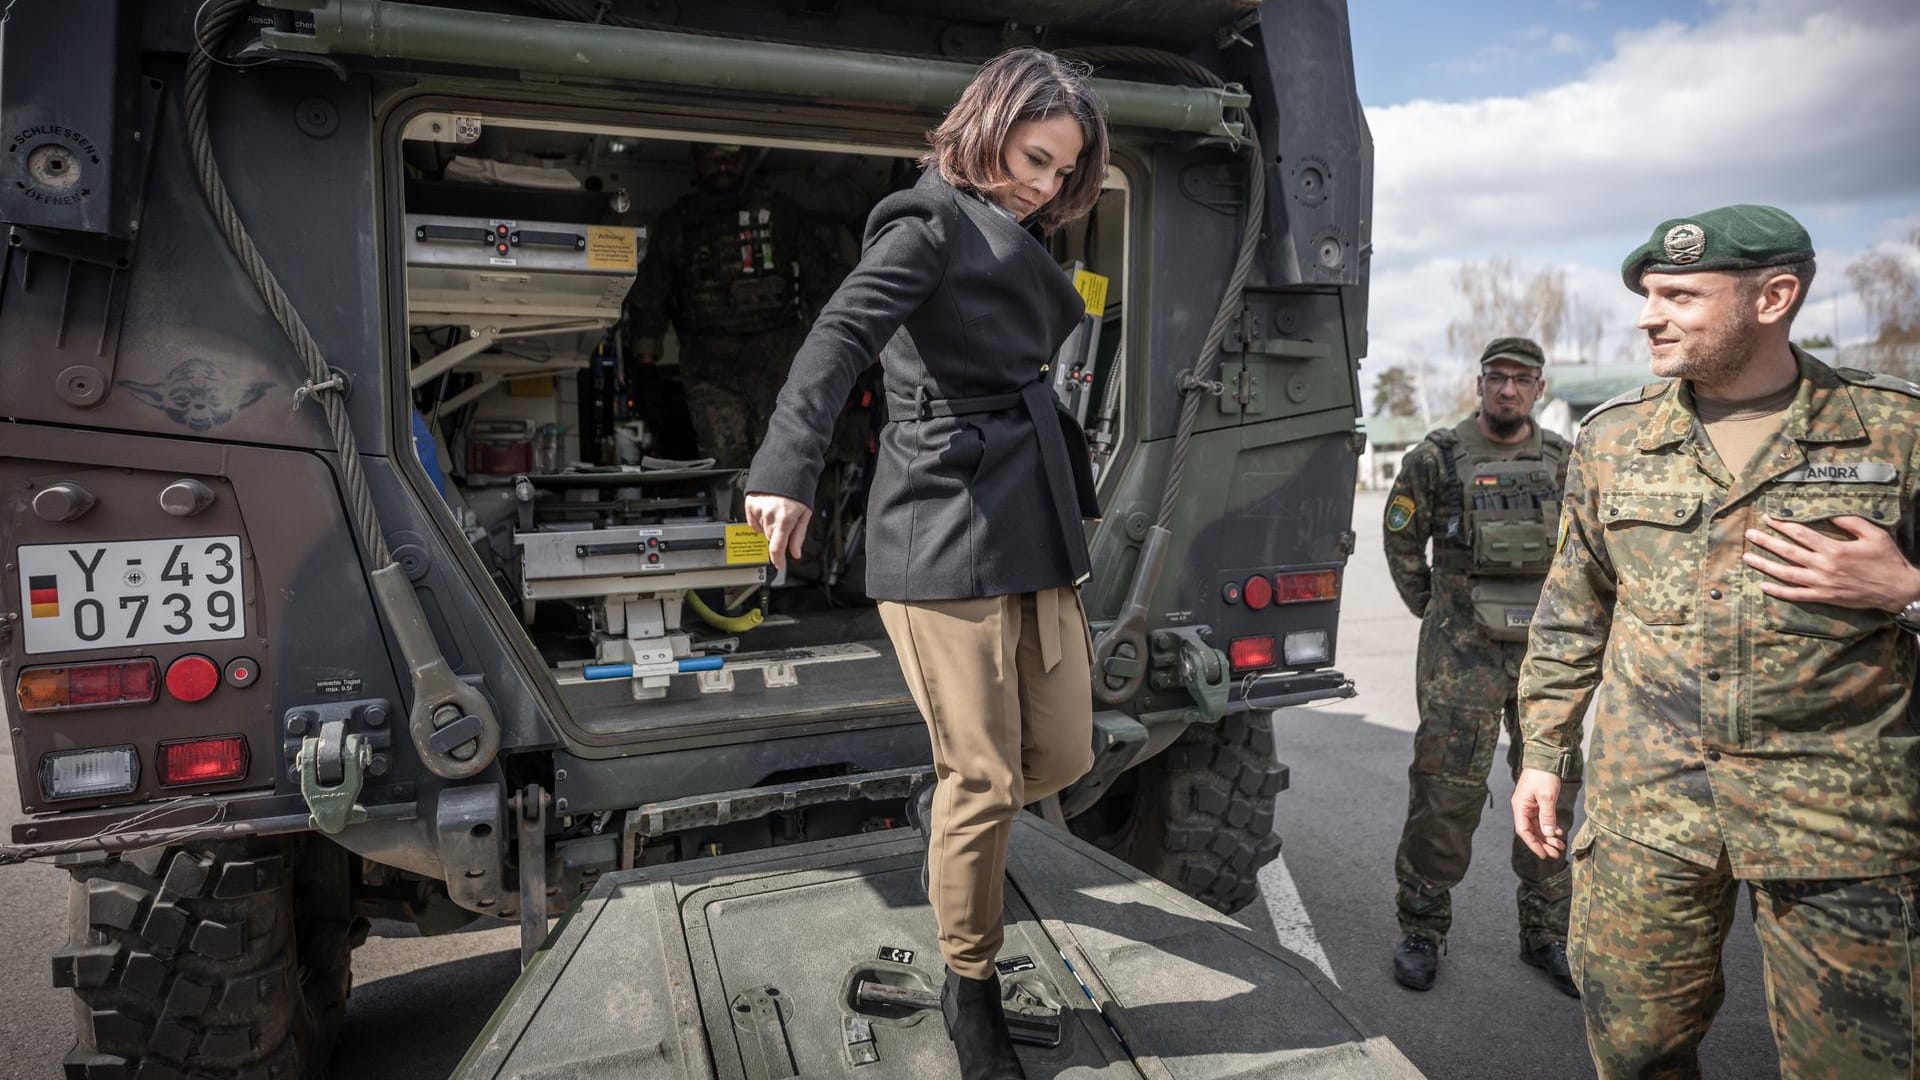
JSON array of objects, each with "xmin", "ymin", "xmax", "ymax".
[
  {"xmin": 1151, "ymin": 626, "xmax": 1229, "ymax": 722},
  {"xmin": 299, "ymin": 731, "xmax": 371, "ymax": 835},
  {"xmin": 1175, "ymin": 631, "xmax": 1229, "ymax": 722}
]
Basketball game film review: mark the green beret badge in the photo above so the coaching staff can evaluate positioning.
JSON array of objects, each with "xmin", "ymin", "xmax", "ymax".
[{"xmin": 1662, "ymin": 223, "xmax": 1706, "ymax": 265}]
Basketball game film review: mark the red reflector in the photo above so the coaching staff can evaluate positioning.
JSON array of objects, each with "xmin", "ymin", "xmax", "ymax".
[
  {"xmin": 158, "ymin": 737, "xmax": 249, "ymax": 786},
  {"xmin": 1242, "ymin": 574, "xmax": 1273, "ymax": 610},
  {"xmin": 1275, "ymin": 570, "xmax": 1340, "ymax": 605},
  {"xmin": 1229, "ymin": 635, "xmax": 1276, "ymax": 671},
  {"xmin": 164, "ymin": 656, "xmax": 220, "ymax": 703},
  {"xmin": 15, "ymin": 659, "xmax": 159, "ymax": 714}
]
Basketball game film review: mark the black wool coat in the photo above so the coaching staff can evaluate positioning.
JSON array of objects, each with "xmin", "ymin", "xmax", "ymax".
[{"xmin": 745, "ymin": 168, "xmax": 1100, "ymax": 601}]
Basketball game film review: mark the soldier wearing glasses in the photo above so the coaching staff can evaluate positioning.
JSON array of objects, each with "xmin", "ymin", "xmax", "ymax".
[{"xmin": 1382, "ymin": 337, "xmax": 1580, "ymax": 997}]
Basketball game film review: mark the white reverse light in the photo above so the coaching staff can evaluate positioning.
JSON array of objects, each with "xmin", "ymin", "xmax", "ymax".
[
  {"xmin": 40, "ymin": 746, "xmax": 139, "ymax": 801},
  {"xmin": 1283, "ymin": 629, "xmax": 1330, "ymax": 666}
]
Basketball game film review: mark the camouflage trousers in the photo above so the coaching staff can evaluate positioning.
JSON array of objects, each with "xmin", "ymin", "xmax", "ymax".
[
  {"xmin": 680, "ymin": 328, "xmax": 867, "ymax": 585},
  {"xmin": 1569, "ymin": 824, "xmax": 1919, "ymax": 1080},
  {"xmin": 1395, "ymin": 579, "xmax": 1579, "ymax": 949},
  {"xmin": 678, "ymin": 327, "xmax": 806, "ymax": 469}
]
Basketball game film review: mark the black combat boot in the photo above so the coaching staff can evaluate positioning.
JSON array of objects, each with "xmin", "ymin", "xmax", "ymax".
[
  {"xmin": 1392, "ymin": 932, "xmax": 1439, "ymax": 991},
  {"xmin": 941, "ymin": 968, "xmax": 1026, "ymax": 1079},
  {"xmin": 1521, "ymin": 939, "xmax": 1580, "ymax": 999},
  {"xmin": 905, "ymin": 779, "xmax": 935, "ymax": 897}
]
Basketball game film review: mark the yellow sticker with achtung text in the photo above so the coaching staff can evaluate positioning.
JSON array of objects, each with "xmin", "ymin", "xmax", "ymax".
[
  {"xmin": 725, "ymin": 524, "xmax": 771, "ymax": 564},
  {"xmin": 1072, "ymin": 268, "xmax": 1109, "ymax": 316},
  {"xmin": 585, "ymin": 226, "xmax": 638, "ymax": 270}
]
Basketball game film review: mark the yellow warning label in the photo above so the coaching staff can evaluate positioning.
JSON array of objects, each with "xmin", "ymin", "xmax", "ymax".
[
  {"xmin": 725, "ymin": 524, "xmax": 771, "ymax": 565},
  {"xmin": 1072, "ymin": 268, "xmax": 1109, "ymax": 316},
  {"xmin": 585, "ymin": 226, "xmax": 638, "ymax": 270}
]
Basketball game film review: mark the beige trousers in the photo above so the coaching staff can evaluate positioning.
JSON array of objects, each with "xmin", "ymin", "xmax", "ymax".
[{"xmin": 878, "ymin": 587, "xmax": 1095, "ymax": 979}]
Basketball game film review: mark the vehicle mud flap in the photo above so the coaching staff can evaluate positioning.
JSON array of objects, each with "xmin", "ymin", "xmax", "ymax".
[{"xmin": 451, "ymin": 820, "xmax": 1426, "ymax": 1079}]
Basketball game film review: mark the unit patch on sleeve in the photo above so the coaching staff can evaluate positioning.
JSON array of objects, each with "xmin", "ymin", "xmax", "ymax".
[{"xmin": 1386, "ymin": 495, "xmax": 1416, "ymax": 532}]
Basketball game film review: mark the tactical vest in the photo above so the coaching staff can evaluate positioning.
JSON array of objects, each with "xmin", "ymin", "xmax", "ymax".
[
  {"xmin": 1426, "ymin": 426, "xmax": 1568, "ymax": 641},
  {"xmin": 679, "ymin": 200, "xmax": 802, "ymax": 337}
]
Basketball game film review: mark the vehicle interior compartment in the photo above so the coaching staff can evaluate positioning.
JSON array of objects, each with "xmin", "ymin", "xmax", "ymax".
[{"xmin": 398, "ymin": 115, "xmax": 1129, "ymax": 735}]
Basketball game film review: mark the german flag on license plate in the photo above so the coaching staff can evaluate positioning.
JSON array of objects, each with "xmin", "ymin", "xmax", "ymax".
[{"xmin": 28, "ymin": 575, "xmax": 59, "ymax": 619}]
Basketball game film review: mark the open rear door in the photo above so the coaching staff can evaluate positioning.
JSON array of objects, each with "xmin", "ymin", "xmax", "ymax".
[{"xmin": 456, "ymin": 821, "xmax": 1423, "ymax": 1079}]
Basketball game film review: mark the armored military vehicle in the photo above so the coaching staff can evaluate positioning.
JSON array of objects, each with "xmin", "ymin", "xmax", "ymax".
[{"xmin": 1, "ymin": 0, "xmax": 1386, "ymax": 1075}]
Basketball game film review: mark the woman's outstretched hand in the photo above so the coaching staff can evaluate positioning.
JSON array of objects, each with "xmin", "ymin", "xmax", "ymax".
[{"xmin": 744, "ymin": 493, "xmax": 812, "ymax": 572}]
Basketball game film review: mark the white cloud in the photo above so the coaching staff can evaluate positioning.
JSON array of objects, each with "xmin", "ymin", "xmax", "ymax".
[
  {"xmin": 1362, "ymin": 0, "xmax": 1920, "ymax": 383},
  {"xmin": 1434, "ymin": 23, "xmax": 1587, "ymax": 78}
]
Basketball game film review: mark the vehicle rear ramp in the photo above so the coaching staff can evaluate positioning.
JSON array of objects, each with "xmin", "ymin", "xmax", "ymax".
[{"xmin": 455, "ymin": 818, "xmax": 1425, "ymax": 1079}]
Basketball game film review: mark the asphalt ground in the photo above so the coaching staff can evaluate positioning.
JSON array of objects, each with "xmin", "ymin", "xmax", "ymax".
[{"xmin": 0, "ymin": 488, "xmax": 1783, "ymax": 1079}]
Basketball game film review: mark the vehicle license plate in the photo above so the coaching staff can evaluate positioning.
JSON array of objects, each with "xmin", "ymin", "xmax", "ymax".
[{"xmin": 18, "ymin": 536, "xmax": 246, "ymax": 655}]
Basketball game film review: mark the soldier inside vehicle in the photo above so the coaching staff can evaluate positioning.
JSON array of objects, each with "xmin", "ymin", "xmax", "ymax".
[{"xmin": 398, "ymin": 121, "xmax": 1128, "ymax": 740}]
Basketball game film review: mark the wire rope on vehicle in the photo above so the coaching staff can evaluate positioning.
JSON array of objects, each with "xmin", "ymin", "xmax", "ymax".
[
  {"xmin": 186, "ymin": 0, "xmax": 394, "ymax": 567},
  {"xmin": 1058, "ymin": 46, "xmax": 1266, "ymax": 535}
]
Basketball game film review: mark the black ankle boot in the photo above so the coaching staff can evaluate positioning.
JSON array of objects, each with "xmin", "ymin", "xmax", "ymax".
[
  {"xmin": 941, "ymin": 968, "xmax": 1026, "ymax": 1079},
  {"xmin": 906, "ymin": 779, "xmax": 935, "ymax": 897}
]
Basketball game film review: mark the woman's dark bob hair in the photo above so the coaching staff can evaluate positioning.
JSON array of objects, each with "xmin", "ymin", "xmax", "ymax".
[{"xmin": 920, "ymin": 48, "xmax": 1109, "ymax": 235}]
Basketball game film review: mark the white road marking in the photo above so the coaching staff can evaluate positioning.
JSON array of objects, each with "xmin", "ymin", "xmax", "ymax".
[{"xmin": 1259, "ymin": 849, "xmax": 1338, "ymax": 986}]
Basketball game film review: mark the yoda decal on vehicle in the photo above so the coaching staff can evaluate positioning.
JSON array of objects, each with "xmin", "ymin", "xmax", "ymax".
[{"xmin": 121, "ymin": 357, "xmax": 274, "ymax": 431}]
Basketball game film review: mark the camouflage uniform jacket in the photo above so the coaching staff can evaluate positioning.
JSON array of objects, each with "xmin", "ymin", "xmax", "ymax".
[
  {"xmin": 1383, "ymin": 416, "xmax": 1569, "ymax": 618},
  {"xmin": 628, "ymin": 185, "xmax": 835, "ymax": 354},
  {"xmin": 1518, "ymin": 349, "xmax": 1920, "ymax": 879}
]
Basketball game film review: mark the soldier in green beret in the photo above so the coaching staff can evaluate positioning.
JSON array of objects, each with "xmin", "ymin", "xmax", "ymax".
[
  {"xmin": 1513, "ymin": 204, "xmax": 1920, "ymax": 1078},
  {"xmin": 1382, "ymin": 336, "xmax": 1580, "ymax": 996}
]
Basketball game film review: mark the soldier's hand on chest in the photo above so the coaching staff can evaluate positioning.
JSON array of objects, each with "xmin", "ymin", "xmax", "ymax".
[{"xmin": 1743, "ymin": 513, "xmax": 1920, "ymax": 613}]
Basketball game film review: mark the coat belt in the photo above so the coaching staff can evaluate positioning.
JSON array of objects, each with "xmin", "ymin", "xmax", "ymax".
[{"xmin": 887, "ymin": 378, "xmax": 1092, "ymax": 587}]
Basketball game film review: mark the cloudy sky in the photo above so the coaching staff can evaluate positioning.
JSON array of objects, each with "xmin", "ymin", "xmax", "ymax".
[{"xmin": 1345, "ymin": 0, "xmax": 1920, "ymax": 396}]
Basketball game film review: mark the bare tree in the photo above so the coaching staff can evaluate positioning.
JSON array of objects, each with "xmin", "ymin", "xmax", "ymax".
[
  {"xmin": 1407, "ymin": 342, "xmax": 1474, "ymax": 421},
  {"xmin": 1447, "ymin": 259, "xmax": 1610, "ymax": 368},
  {"xmin": 1846, "ymin": 247, "xmax": 1920, "ymax": 344}
]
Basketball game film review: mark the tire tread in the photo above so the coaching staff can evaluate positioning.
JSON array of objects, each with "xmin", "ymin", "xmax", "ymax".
[
  {"xmin": 1077, "ymin": 710, "xmax": 1289, "ymax": 914},
  {"xmin": 54, "ymin": 837, "xmax": 347, "ymax": 1080}
]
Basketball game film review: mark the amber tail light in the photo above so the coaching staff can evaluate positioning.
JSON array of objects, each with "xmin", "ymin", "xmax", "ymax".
[
  {"xmin": 16, "ymin": 659, "xmax": 159, "ymax": 714},
  {"xmin": 1274, "ymin": 570, "xmax": 1340, "ymax": 605}
]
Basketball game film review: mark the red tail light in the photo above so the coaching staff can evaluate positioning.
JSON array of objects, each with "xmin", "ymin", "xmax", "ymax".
[
  {"xmin": 164, "ymin": 656, "xmax": 220, "ymax": 702},
  {"xmin": 157, "ymin": 736, "xmax": 249, "ymax": 786},
  {"xmin": 1229, "ymin": 635, "xmax": 1276, "ymax": 671},
  {"xmin": 16, "ymin": 659, "xmax": 159, "ymax": 714},
  {"xmin": 1242, "ymin": 574, "xmax": 1274, "ymax": 610},
  {"xmin": 1274, "ymin": 570, "xmax": 1340, "ymax": 605}
]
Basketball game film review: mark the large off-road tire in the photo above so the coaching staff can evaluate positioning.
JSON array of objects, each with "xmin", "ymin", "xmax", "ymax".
[
  {"xmin": 52, "ymin": 835, "xmax": 356, "ymax": 1080},
  {"xmin": 1068, "ymin": 710, "xmax": 1287, "ymax": 914}
]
